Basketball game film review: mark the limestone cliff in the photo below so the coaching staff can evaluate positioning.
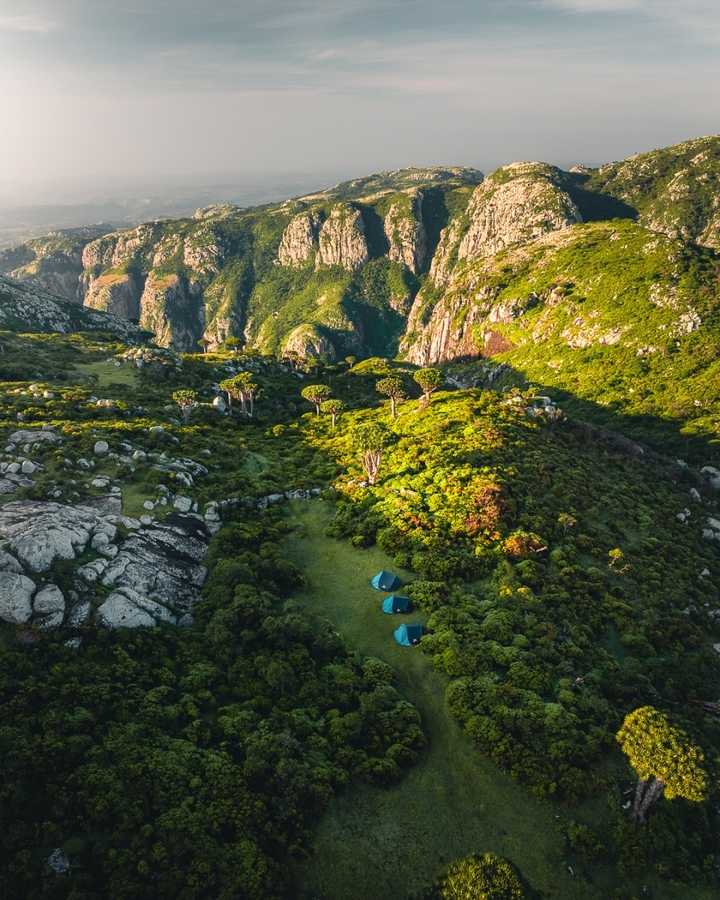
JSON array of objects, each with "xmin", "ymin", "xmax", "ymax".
[
  {"xmin": 84, "ymin": 271, "xmax": 143, "ymax": 320},
  {"xmin": 277, "ymin": 212, "xmax": 323, "ymax": 267},
  {"xmin": 383, "ymin": 191, "xmax": 427, "ymax": 275},
  {"xmin": 457, "ymin": 163, "xmax": 581, "ymax": 259},
  {"xmin": 138, "ymin": 273, "xmax": 204, "ymax": 351},
  {"xmin": 316, "ymin": 205, "xmax": 369, "ymax": 271}
]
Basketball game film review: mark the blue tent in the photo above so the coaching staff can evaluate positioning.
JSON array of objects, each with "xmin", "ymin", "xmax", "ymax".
[
  {"xmin": 370, "ymin": 570, "xmax": 401, "ymax": 591},
  {"xmin": 382, "ymin": 594, "xmax": 411, "ymax": 614},
  {"xmin": 394, "ymin": 623, "xmax": 423, "ymax": 646}
]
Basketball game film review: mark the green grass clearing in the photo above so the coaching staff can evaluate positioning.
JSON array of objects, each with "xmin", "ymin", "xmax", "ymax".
[
  {"xmin": 283, "ymin": 500, "xmax": 711, "ymax": 900},
  {"xmin": 74, "ymin": 359, "xmax": 139, "ymax": 389}
]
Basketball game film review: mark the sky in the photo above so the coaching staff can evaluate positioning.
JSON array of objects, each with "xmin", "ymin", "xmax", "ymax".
[{"xmin": 0, "ymin": 0, "xmax": 719, "ymax": 205}]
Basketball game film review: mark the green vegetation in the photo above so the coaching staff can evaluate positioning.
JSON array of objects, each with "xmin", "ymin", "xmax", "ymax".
[
  {"xmin": 435, "ymin": 852, "xmax": 527, "ymax": 899},
  {"xmin": 440, "ymin": 219, "xmax": 720, "ymax": 461}
]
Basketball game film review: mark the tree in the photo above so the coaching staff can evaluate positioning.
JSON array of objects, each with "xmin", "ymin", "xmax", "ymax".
[
  {"xmin": 237, "ymin": 372, "xmax": 258, "ymax": 418},
  {"xmin": 376, "ymin": 376, "xmax": 407, "ymax": 420},
  {"xmin": 223, "ymin": 336, "xmax": 242, "ymax": 354},
  {"xmin": 220, "ymin": 373, "xmax": 257, "ymax": 416},
  {"xmin": 301, "ymin": 384, "xmax": 331, "ymax": 415},
  {"xmin": 413, "ymin": 367, "xmax": 443, "ymax": 405},
  {"xmin": 353, "ymin": 422, "xmax": 391, "ymax": 485},
  {"xmin": 320, "ymin": 398, "xmax": 345, "ymax": 429},
  {"xmin": 172, "ymin": 389, "xmax": 198, "ymax": 424},
  {"xmin": 436, "ymin": 852, "xmax": 526, "ymax": 899},
  {"xmin": 616, "ymin": 706, "xmax": 707, "ymax": 824}
]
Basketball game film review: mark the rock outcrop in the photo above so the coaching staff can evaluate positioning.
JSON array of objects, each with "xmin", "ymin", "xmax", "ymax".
[
  {"xmin": 457, "ymin": 164, "xmax": 581, "ymax": 259},
  {"xmin": 316, "ymin": 204, "xmax": 369, "ymax": 271},
  {"xmin": 384, "ymin": 191, "xmax": 427, "ymax": 274},
  {"xmin": 0, "ymin": 499, "xmax": 209, "ymax": 629},
  {"xmin": 277, "ymin": 212, "xmax": 323, "ymax": 267},
  {"xmin": 282, "ymin": 323, "xmax": 337, "ymax": 360}
]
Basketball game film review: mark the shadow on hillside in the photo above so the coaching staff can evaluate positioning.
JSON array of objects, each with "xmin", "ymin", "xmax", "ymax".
[
  {"xmin": 456, "ymin": 357, "xmax": 720, "ymax": 472},
  {"xmin": 566, "ymin": 173, "xmax": 638, "ymax": 222}
]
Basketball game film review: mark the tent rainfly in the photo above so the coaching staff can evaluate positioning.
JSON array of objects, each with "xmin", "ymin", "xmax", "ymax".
[
  {"xmin": 370, "ymin": 570, "xmax": 401, "ymax": 592},
  {"xmin": 382, "ymin": 594, "xmax": 411, "ymax": 614},
  {"xmin": 394, "ymin": 623, "xmax": 423, "ymax": 646}
]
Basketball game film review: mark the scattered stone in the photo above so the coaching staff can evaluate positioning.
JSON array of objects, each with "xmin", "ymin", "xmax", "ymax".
[
  {"xmin": 173, "ymin": 495, "xmax": 192, "ymax": 513},
  {"xmin": 94, "ymin": 440, "xmax": 109, "ymax": 456},
  {"xmin": 46, "ymin": 848, "xmax": 71, "ymax": 875},
  {"xmin": 20, "ymin": 460, "xmax": 37, "ymax": 475}
]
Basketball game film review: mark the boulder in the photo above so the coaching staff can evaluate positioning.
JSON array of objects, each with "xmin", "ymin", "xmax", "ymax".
[
  {"xmin": 0, "ymin": 571, "xmax": 36, "ymax": 624},
  {"xmin": 8, "ymin": 429, "xmax": 61, "ymax": 446},
  {"xmin": 33, "ymin": 584, "xmax": 65, "ymax": 629},
  {"xmin": 94, "ymin": 440, "xmax": 109, "ymax": 456},
  {"xmin": 97, "ymin": 592, "xmax": 157, "ymax": 628}
]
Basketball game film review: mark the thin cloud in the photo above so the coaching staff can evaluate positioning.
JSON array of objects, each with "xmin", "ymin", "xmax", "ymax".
[
  {"xmin": 0, "ymin": 14, "xmax": 56, "ymax": 33},
  {"xmin": 541, "ymin": 0, "xmax": 720, "ymax": 41}
]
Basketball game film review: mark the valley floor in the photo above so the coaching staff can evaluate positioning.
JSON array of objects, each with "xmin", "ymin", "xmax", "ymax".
[{"xmin": 284, "ymin": 502, "xmax": 712, "ymax": 900}]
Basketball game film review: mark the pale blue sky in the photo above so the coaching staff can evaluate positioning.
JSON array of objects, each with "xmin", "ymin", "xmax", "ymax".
[{"xmin": 1, "ymin": 0, "xmax": 719, "ymax": 201}]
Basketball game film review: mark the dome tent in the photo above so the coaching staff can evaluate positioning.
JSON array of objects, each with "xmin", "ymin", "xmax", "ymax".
[
  {"xmin": 382, "ymin": 594, "xmax": 411, "ymax": 614},
  {"xmin": 370, "ymin": 570, "xmax": 401, "ymax": 591},
  {"xmin": 394, "ymin": 623, "xmax": 423, "ymax": 646}
]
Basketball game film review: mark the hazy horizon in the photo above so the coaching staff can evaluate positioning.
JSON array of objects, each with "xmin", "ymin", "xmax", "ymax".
[{"xmin": 1, "ymin": 0, "xmax": 720, "ymax": 215}]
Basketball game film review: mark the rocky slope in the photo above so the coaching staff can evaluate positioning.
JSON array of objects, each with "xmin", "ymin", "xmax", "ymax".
[
  {"xmin": 0, "ymin": 225, "xmax": 112, "ymax": 301},
  {"xmin": 585, "ymin": 134, "xmax": 720, "ymax": 248},
  {"xmin": 0, "ymin": 275, "xmax": 142, "ymax": 339}
]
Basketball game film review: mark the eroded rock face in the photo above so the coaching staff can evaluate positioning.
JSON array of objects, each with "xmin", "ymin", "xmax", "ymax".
[
  {"xmin": 384, "ymin": 191, "xmax": 427, "ymax": 274},
  {"xmin": 277, "ymin": 212, "xmax": 323, "ymax": 267},
  {"xmin": 458, "ymin": 164, "xmax": 581, "ymax": 261},
  {"xmin": 0, "ymin": 227, "xmax": 111, "ymax": 302},
  {"xmin": 316, "ymin": 205, "xmax": 369, "ymax": 271},
  {"xmin": 84, "ymin": 271, "xmax": 143, "ymax": 319}
]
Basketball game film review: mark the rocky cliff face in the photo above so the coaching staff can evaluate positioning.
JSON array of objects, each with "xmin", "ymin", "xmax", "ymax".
[
  {"xmin": 281, "ymin": 323, "xmax": 338, "ymax": 360},
  {"xmin": 84, "ymin": 271, "xmax": 143, "ymax": 319},
  {"xmin": 277, "ymin": 211, "xmax": 323, "ymax": 267},
  {"xmin": 383, "ymin": 191, "xmax": 427, "ymax": 275},
  {"xmin": 316, "ymin": 204, "xmax": 369, "ymax": 271},
  {"xmin": 458, "ymin": 163, "xmax": 581, "ymax": 258},
  {"xmin": 403, "ymin": 164, "xmax": 583, "ymax": 361},
  {"xmin": 0, "ymin": 274, "xmax": 142, "ymax": 338},
  {"xmin": 138, "ymin": 272, "xmax": 204, "ymax": 350}
]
